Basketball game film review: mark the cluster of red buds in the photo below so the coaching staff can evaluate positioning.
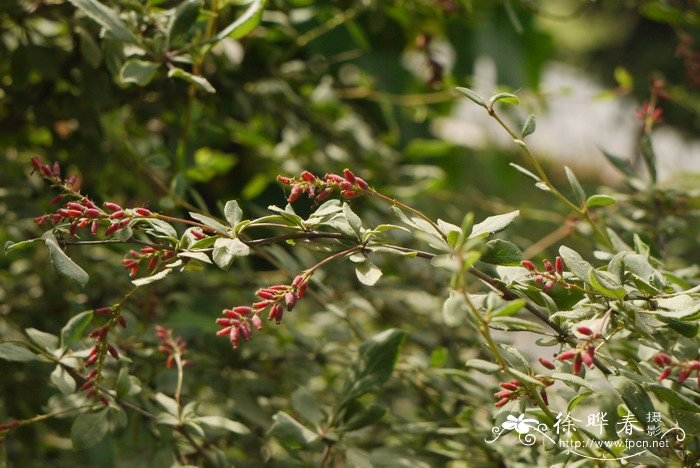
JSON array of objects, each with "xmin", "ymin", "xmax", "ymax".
[
  {"xmin": 493, "ymin": 379, "xmax": 550, "ymax": 407},
  {"xmin": 216, "ymin": 275, "xmax": 309, "ymax": 349},
  {"xmin": 521, "ymin": 257, "xmax": 564, "ymax": 293},
  {"xmin": 555, "ymin": 326, "xmax": 600, "ymax": 375},
  {"xmin": 653, "ymin": 353, "xmax": 700, "ymax": 387},
  {"xmin": 276, "ymin": 168, "xmax": 369, "ymax": 203},
  {"xmin": 155, "ymin": 325, "xmax": 189, "ymax": 368},
  {"xmin": 31, "ymin": 156, "xmax": 154, "ymax": 237},
  {"xmin": 122, "ymin": 247, "xmax": 175, "ymax": 277},
  {"xmin": 635, "ymin": 101, "xmax": 663, "ymax": 125}
]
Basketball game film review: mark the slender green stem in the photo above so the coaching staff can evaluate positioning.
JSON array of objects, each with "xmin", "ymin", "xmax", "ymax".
[{"xmin": 364, "ymin": 189, "xmax": 448, "ymax": 242}]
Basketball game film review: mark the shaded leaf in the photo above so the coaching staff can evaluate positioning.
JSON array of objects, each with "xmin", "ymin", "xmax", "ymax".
[
  {"xmin": 67, "ymin": 0, "xmax": 138, "ymax": 44},
  {"xmin": 455, "ymin": 87, "xmax": 486, "ymax": 108},
  {"xmin": 43, "ymin": 232, "xmax": 89, "ymax": 288},
  {"xmin": 71, "ymin": 411, "xmax": 110, "ymax": 449}
]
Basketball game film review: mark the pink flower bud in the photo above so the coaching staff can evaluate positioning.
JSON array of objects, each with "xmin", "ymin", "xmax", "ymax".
[
  {"xmin": 67, "ymin": 175, "xmax": 78, "ymax": 187},
  {"xmin": 543, "ymin": 259, "xmax": 555, "ymax": 274},
  {"xmin": 223, "ymin": 309, "xmax": 240, "ymax": 319},
  {"xmin": 233, "ymin": 306, "xmax": 252, "ymax": 315},
  {"xmin": 80, "ymin": 380, "xmax": 94, "ymax": 391},
  {"xmin": 88, "ymin": 221, "xmax": 97, "ymax": 236},
  {"xmin": 276, "ymin": 175, "xmax": 292, "ymax": 185},
  {"xmin": 292, "ymin": 275, "xmax": 304, "ymax": 287},
  {"xmin": 343, "ymin": 169, "xmax": 356, "ymax": 184},
  {"xmin": 31, "ymin": 156, "xmax": 42, "ymax": 171},
  {"xmin": 253, "ymin": 301, "xmax": 271, "ymax": 310},
  {"xmin": 34, "ymin": 216, "xmax": 47, "ymax": 224},
  {"xmin": 521, "ymin": 260, "xmax": 536, "ymax": 271},
  {"xmin": 109, "ymin": 210, "xmax": 125, "ymax": 219},
  {"xmin": 81, "ymin": 198, "xmax": 96, "ymax": 209},
  {"xmin": 325, "ymin": 173, "xmax": 344, "ymax": 183},
  {"xmin": 576, "ymin": 326, "xmax": 593, "ymax": 336},
  {"xmin": 52, "ymin": 161, "xmax": 61, "ymax": 177},
  {"xmin": 135, "ymin": 208, "xmax": 151, "ymax": 216},
  {"xmin": 493, "ymin": 390, "xmax": 510, "ymax": 399},
  {"xmin": 538, "ymin": 357, "xmax": 555, "ymax": 369},
  {"xmin": 251, "ymin": 315, "xmax": 263, "ymax": 330},
  {"xmin": 500, "ymin": 382, "xmax": 518, "ymax": 391},
  {"xmin": 216, "ymin": 318, "xmax": 231, "ymax": 326},
  {"xmin": 581, "ymin": 351, "xmax": 594, "ymax": 368},
  {"xmin": 269, "ymin": 285, "xmax": 288, "ymax": 291},
  {"xmin": 495, "ymin": 397, "xmax": 510, "ymax": 408},
  {"xmin": 103, "ymin": 202, "xmax": 122, "ymax": 212},
  {"xmin": 191, "ymin": 229, "xmax": 205, "ymax": 239},
  {"xmin": 316, "ymin": 188, "xmax": 332, "ymax": 201},
  {"xmin": 68, "ymin": 202, "xmax": 86, "ymax": 212},
  {"xmin": 355, "ymin": 177, "xmax": 368, "ymax": 189},
  {"xmin": 555, "ymin": 256, "xmax": 564, "ymax": 275},
  {"xmin": 85, "ymin": 209, "xmax": 100, "ymax": 218},
  {"xmin": 256, "ymin": 290, "xmax": 276, "ymax": 300},
  {"xmin": 678, "ymin": 369, "xmax": 690, "ymax": 383},
  {"xmin": 50, "ymin": 195, "xmax": 64, "ymax": 205},
  {"xmin": 573, "ymin": 354, "xmax": 582, "ymax": 375},
  {"xmin": 301, "ymin": 170, "xmax": 316, "ymax": 182},
  {"xmin": 340, "ymin": 181, "xmax": 353, "ymax": 191},
  {"xmin": 66, "ymin": 209, "xmax": 83, "ymax": 217},
  {"xmin": 658, "ymin": 368, "xmax": 672, "ymax": 381},
  {"xmin": 216, "ymin": 326, "xmax": 232, "ymax": 336},
  {"xmin": 557, "ymin": 350, "xmax": 577, "ymax": 361},
  {"xmin": 95, "ymin": 307, "xmax": 111, "ymax": 315},
  {"xmin": 239, "ymin": 323, "xmax": 252, "ymax": 341},
  {"xmin": 41, "ymin": 164, "xmax": 54, "ymax": 178},
  {"xmin": 268, "ymin": 304, "xmax": 283, "ymax": 323},
  {"xmin": 288, "ymin": 185, "xmax": 302, "ymax": 202},
  {"xmin": 284, "ymin": 292, "xmax": 296, "ymax": 310},
  {"xmin": 652, "ymin": 353, "xmax": 672, "ymax": 367},
  {"xmin": 543, "ymin": 281, "xmax": 554, "ymax": 293}
]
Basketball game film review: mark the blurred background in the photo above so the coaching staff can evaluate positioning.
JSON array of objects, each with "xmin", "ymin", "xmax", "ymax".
[{"xmin": 1, "ymin": 0, "xmax": 699, "ymax": 465}]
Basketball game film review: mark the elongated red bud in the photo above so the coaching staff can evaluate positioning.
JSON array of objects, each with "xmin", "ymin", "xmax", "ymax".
[
  {"xmin": 325, "ymin": 173, "xmax": 344, "ymax": 183},
  {"xmin": 678, "ymin": 369, "xmax": 690, "ymax": 383},
  {"xmin": 34, "ymin": 216, "xmax": 47, "ymax": 224},
  {"xmin": 135, "ymin": 208, "xmax": 151, "ymax": 216},
  {"xmin": 118, "ymin": 316, "xmax": 127, "ymax": 328},
  {"xmin": 256, "ymin": 290, "xmax": 276, "ymax": 300},
  {"xmin": 500, "ymin": 382, "xmax": 518, "ymax": 391},
  {"xmin": 251, "ymin": 315, "xmax": 263, "ymax": 330},
  {"xmin": 297, "ymin": 282, "xmax": 308, "ymax": 298},
  {"xmin": 573, "ymin": 354, "xmax": 582, "ymax": 375},
  {"xmin": 100, "ymin": 396, "xmax": 109, "ymax": 406},
  {"xmin": 31, "ymin": 156, "xmax": 42, "ymax": 171},
  {"xmin": 90, "ymin": 221, "xmax": 98, "ymax": 236},
  {"xmin": 689, "ymin": 361, "xmax": 700, "ymax": 370},
  {"xmin": 50, "ymin": 194, "xmax": 64, "ymax": 205},
  {"xmin": 543, "ymin": 259, "xmax": 555, "ymax": 274},
  {"xmin": 216, "ymin": 326, "xmax": 232, "ymax": 336},
  {"xmin": 521, "ymin": 260, "xmax": 536, "ymax": 271},
  {"xmin": 103, "ymin": 202, "xmax": 122, "ymax": 211},
  {"xmin": 288, "ymin": 185, "xmax": 302, "ymax": 202},
  {"xmin": 67, "ymin": 175, "xmax": 78, "ymax": 187},
  {"xmin": 69, "ymin": 222, "xmax": 78, "ymax": 236},
  {"xmin": 355, "ymin": 177, "xmax": 368, "ymax": 189},
  {"xmin": 581, "ymin": 351, "xmax": 594, "ymax": 368},
  {"xmin": 576, "ymin": 326, "xmax": 593, "ymax": 336},
  {"xmin": 343, "ymin": 168, "xmax": 356, "ymax": 184},
  {"xmin": 540, "ymin": 389, "xmax": 549, "ymax": 405},
  {"xmin": 495, "ymin": 397, "xmax": 510, "ymax": 408},
  {"xmin": 68, "ymin": 202, "xmax": 86, "ymax": 212},
  {"xmin": 95, "ymin": 307, "xmax": 111, "ymax": 315},
  {"xmin": 276, "ymin": 175, "xmax": 292, "ymax": 185},
  {"xmin": 284, "ymin": 292, "xmax": 296, "ymax": 310},
  {"xmin": 342, "ymin": 190, "xmax": 359, "ymax": 198},
  {"xmin": 66, "ymin": 209, "xmax": 83, "ymax": 217},
  {"xmin": 292, "ymin": 275, "xmax": 304, "ymax": 287},
  {"xmin": 109, "ymin": 210, "xmax": 124, "ymax": 219},
  {"xmin": 658, "ymin": 368, "xmax": 672, "ymax": 381},
  {"xmin": 147, "ymin": 256, "xmax": 158, "ymax": 270},
  {"xmin": 233, "ymin": 306, "xmax": 252, "ymax": 316},
  {"xmin": 543, "ymin": 281, "xmax": 554, "ymax": 293},
  {"xmin": 53, "ymin": 161, "xmax": 61, "ymax": 177},
  {"xmin": 87, "ymin": 370, "xmax": 98, "ymax": 379},
  {"xmin": 555, "ymin": 256, "xmax": 564, "ymax": 275},
  {"xmin": 85, "ymin": 354, "xmax": 98, "ymax": 367},
  {"xmin": 339, "ymin": 181, "xmax": 353, "ymax": 191},
  {"xmin": 557, "ymin": 350, "xmax": 577, "ymax": 361},
  {"xmin": 42, "ymin": 164, "xmax": 54, "ymax": 178},
  {"xmin": 239, "ymin": 323, "xmax": 252, "ymax": 341},
  {"xmin": 316, "ymin": 188, "xmax": 332, "ymax": 201},
  {"xmin": 652, "ymin": 353, "xmax": 672, "ymax": 367},
  {"xmin": 493, "ymin": 390, "xmax": 510, "ymax": 399},
  {"xmin": 253, "ymin": 301, "xmax": 271, "ymax": 310},
  {"xmin": 80, "ymin": 380, "xmax": 94, "ymax": 391},
  {"xmin": 216, "ymin": 318, "xmax": 231, "ymax": 326},
  {"xmin": 85, "ymin": 209, "xmax": 100, "ymax": 218},
  {"xmin": 539, "ymin": 357, "xmax": 555, "ymax": 369},
  {"xmin": 301, "ymin": 170, "xmax": 316, "ymax": 182}
]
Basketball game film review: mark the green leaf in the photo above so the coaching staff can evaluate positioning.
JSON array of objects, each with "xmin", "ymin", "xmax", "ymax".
[
  {"xmin": 465, "ymin": 358, "xmax": 500, "ymax": 374},
  {"xmin": 355, "ymin": 261, "xmax": 382, "ymax": 286},
  {"xmin": 269, "ymin": 411, "xmax": 318, "ymax": 449},
  {"xmin": 61, "ymin": 311, "xmax": 94, "ymax": 348},
  {"xmin": 343, "ymin": 203, "xmax": 363, "ymax": 238},
  {"xmin": 455, "ymin": 87, "xmax": 487, "ymax": 108},
  {"xmin": 155, "ymin": 392, "xmax": 179, "ymax": 416},
  {"xmin": 66, "ymin": 0, "xmax": 139, "ymax": 44},
  {"xmin": 116, "ymin": 367, "xmax": 131, "ymax": 399},
  {"xmin": 342, "ymin": 404, "xmax": 386, "ymax": 431},
  {"xmin": 119, "ymin": 59, "xmax": 159, "ymax": 86},
  {"xmin": 26, "ymin": 328, "xmax": 59, "ymax": 351},
  {"xmin": 599, "ymin": 147, "xmax": 634, "ymax": 177},
  {"xmin": 508, "ymin": 369, "xmax": 544, "ymax": 387},
  {"xmin": 224, "ymin": 200, "xmax": 243, "ymax": 227},
  {"xmin": 442, "ymin": 291, "xmax": 466, "ymax": 327},
  {"xmin": 589, "ymin": 269, "xmax": 626, "ymax": 300},
  {"xmin": 469, "ymin": 211, "xmax": 520, "ymax": 239},
  {"xmin": 509, "ymin": 163, "xmax": 540, "ymax": 182},
  {"xmin": 521, "ymin": 114, "xmax": 536, "ymax": 138},
  {"xmin": 43, "ymin": 232, "xmax": 89, "ymax": 288},
  {"xmin": 586, "ymin": 194, "xmax": 616, "ymax": 208},
  {"xmin": 212, "ymin": 237, "xmax": 250, "ymax": 271},
  {"xmin": 168, "ymin": 68, "xmax": 216, "ymax": 93},
  {"xmin": 188, "ymin": 212, "xmax": 228, "ymax": 232},
  {"xmin": 610, "ymin": 375, "xmax": 657, "ymax": 425},
  {"xmin": 340, "ymin": 329, "xmax": 406, "ymax": 405},
  {"xmin": 4, "ymin": 238, "xmax": 41, "ymax": 253},
  {"xmin": 614, "ymin": 66, "xmax": 633, "ymax": 89},
  {"xmin": 481, "ymin": 239, "xmax": 522, "ymax": 266},
  {"xmin": 131, "ymin": 268, "xmax": 171, "ymax": 286},
  {"xmin": 168, "ymin": 0, "xmax": 202, "ymax": 43},
  {"xmin": 71, "ymin": 410, "xmax": 110, "ymax": 449},
  {"xmin": 0, "ymin": 343, "xmax": 44, "ymax": 362},
  {"xmin": 564, "ymin": 166, "xmax": 586, "ymax": 205},
  {"xmin": 213, "ymin": 0, "xmax": 267, "ymax": 41},
  {"xmin": 559, "ymin": 246, "xmax": 592, "ymax": 284},
  {"xmin": 491, "ymin": 299, "xmax": 525, "ymax": 318},
  {"xmin": 50, "ymin": 365, "xmax": 76, "ymax": 394},
  {"xmin": 198, "ymin": 416, "xmax": 250, "ymax": 434},
  {"xmin": 550, "ymin": 373, "xmax": 597, "ymax": 392},
  {"xmin": 648, "ymin": 384, "xmax": 700, "ymax": 412},
  {"xmin": 291, "ymin": 388, "xmax": 326, "ymax": 427},
  {"xmin": 489, "ymin": 92, "xmax": 520, "ymax": 107},
  {"xmin": 567, "ymin": 392, "xmax": 592, "ymax": 412}
]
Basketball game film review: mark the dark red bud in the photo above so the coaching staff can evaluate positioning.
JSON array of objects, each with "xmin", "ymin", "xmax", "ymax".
[
  {"xmin": 355, "ymin": 177, "xmax": 368, "ymax": 189},
  {"xmin": 103, "ymin": 202, "xmax": 122, "ymax": 212},
  {"xmin": 300, "ymin": 170, "xmax": 316, "ymax": 182},
  {"xmin": 678, "ymin": 369, "xmax": 690, "ymax": 383},
  {"xmin": 253, "ymin": 301, "xmax": 271, "ymax": 310},
  {"xmin": 557, "ymin": 350, "xmax": 577, "ymax": 361},
  {"xmin": 69, "ymin": 222, "xmax": 78, "ymax": 236},
  {"xmin": 109, "ymin": 210, "xmax": 125, "ymax": 219},
  {"xmin": 216, "ymin": 318, "xmax": 231, "ymax": 326},
  {"xmin": 80, "ymin": 380, "xmax": 94, "ymax": 391},
  {"xmin": 118, "ymin": 316, "xmax": 127, "ymax": 328},
  {"xmin": 316, "ymin": 188, "xmax": 332, "ymax": 201},
  {"xmin": 67, "ymin": 209, "xmax": 83, "ymax": 217},
  {"xmin": 147, "ymin": 256, "xmax": 158, "ymax": 270},
  {"xmin": 67, "ymin": 202, "xmax": 86, "ymax": 212},
  {"xmin": 50, "ymin": 194, "xmax": 64, "ymax": 205},
  {"xmin": 85, "ymin": 209, "xmax": 100, "ymax": 218},
  {"xmin": 31, "ymin": 156, "xmax": 42, "ymax": 171},
  {"xmin": 521, "ymin": 260, "xmax": 536, "ymax": 271},
  {"xmin": 100, "ymin": 396, "xmax": 109, "ymax": 406},
  {"xmin": 284, "ymin": 292, "xmax": 296, "ymax": 311},
  {"xmin": 543, "ymin": 259, "xmax": 555, "ymax": 274},
  {"xmin": 540, "ymin": 389, "xmax": 549, "ymax": 405},
  {"xmin": 658, "ymin": 368, "xmax": 672, "ymax": 381},
  {"xmin": 216, "ymin": 326, "xmax": 232, "ymax": 336},
  {"xmin": 538, "ymin": 357, "xmax": 555, "ymax": 369},
  {"xmin": 573, "ymin": 354, "xmax": 582, "ymax": 375},
  {"xmin": 500, "ymin": 382, "xmax": 518, "ymax": 391},
  {"xmin": 95, "ymin": 307, "xmax": 111, "ymax": 315},
  {"xmin": 256, "ymin": 290, "xmax": 276, "ymax": 300},
  {"xmin": 41, "ymin": 164, "xmax": 54, "ymax": 178},
  {"xmin": 343, "ymin": 168, "xmax": 356, "ymax": 184},
  {"xmin": 52, "ymin": 161, "xmax": 60, "ymax": 178},
  {"xmin": 577, "ymin": 326, "xmax": 593, "ymax": 336},
  {"xmin": 652, "ymin": 353, "xmax": 672, "ymax": 367},
  {"xmin": 233, "ymin": 306, "xmax": 252, "ymax": 316},
  {"xmin": 555, "ymin": 256, "xmax": 564, "ymax": 275},
  {"xmin": 339, "ymin": 181, "xmax": 353, "ymax": 191},
  {"xmin": 135, "ymin": 208, "xmax": 151, "ymax": 216},
  {"xmin": 276, "ymin": 175, "xmax": 292, "ymax": 185}
]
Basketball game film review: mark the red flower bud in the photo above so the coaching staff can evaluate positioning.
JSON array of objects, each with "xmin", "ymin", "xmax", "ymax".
[
  {"xmin": 500, "ymin": 382, "xmax": 518, "ymax": 391},
  {"xmin": 85, "ymin": 354, "xmax": 98, "ymax": 367},
  {"xmin": 581, "ymin": 351, "xmax": 594, "ymax": 368},
  {"xmin": 251, "ymin": 315, "xmax": 263, "ymax": 330},
  {"xmin": 292, "ymin": 275, "xmax": 304, "ymax": 287},
  {"xmin": 69, "ymin": 222, "xmax": 78, "ymax": 236},
  {"xmin": 42, "ymin": 164, "xmax": 54, "ymax": 178},
  {"xmin": 103, "ymin": 202, "xmax": 122, "ymax": 212},
  {"xmin": 576, "ymin": 326, "xmax": 593, "ymax": 336},
  {"xmin": 538, "ymin": 357, "xmax": 555, "ymax": 369},
  {"xmin": 253, "ymin": 301, "xmax": 271, "ymax": 310},
  {"xmin": 109, "ymin": 210, "xmax": 125, "ymax": 219},
  {"xmin": 543, "ymin": 259, "xmax": 555, "ymax": 274},
  {"xmin": 689, "ymin": 361, "xmax": 700, "ymax": 370},
  {"xmin": 521, "ymin": 260, "xmax": 536, "ymax": 271},
  {"xmin": 239, "ymin": 323, "xmax": 252, "ymax": 341},
  {"xmin": 34, "ymin": 215, "xmax": 47, "ymax": 224},
  {"xmin": 342, "ymin": 190, "xmax": 359, "ymax": 198},
  {"xmin": 256, "ymin": 290, "xmax": 276, "ymax": 300},
  {"xmin": 355, "ymin": 177, "xmax": 369, "ymax": 189},
  {"xmin": 288, "ymin": 185, "xmax": 302, "ymax": 203},
  {"xmin": 216, "ymin": 326, "xmax": 232, "ymax": 336},
  {"xmin": 678, "ymin": 369, "xmax": 690, "ymax": 383},
  {"xmin": 107, "ymin": 346, "xmax": 119, "ymax": 360},
  {"xmin": 534, "ymin": 275, "xmax": 544, "ymax": 284},
  {"xmin": 67, "ymin": 175, "xmax": 78, "ymax": 187},
  {"xmin": 223, "ymin": 309, "xmax": 240, "ymax": 319},
  {"xmin": 493, "ymin": 390, "xmax": 510, "ymax": 399},
  {"xmin": 301, "ymin": 170, "xmax": 316, "ymax": 182},
  {"xmin": 100, "ymin": 396, "xmax": 109, "ymax": 406},
  {"xmin": 540, "ymin": 389, "xmax": 549, "ymax": 405},
  {"xmin": 95, "ymin": 307, "xmax": 111, "ymax": 315},
  {"xmin": 297, "ymin": 282, "xmax": 308, "ymax": 298},
  {"xmin": 233, "ymin": 306, "xmax": 252, "ymax": 316},
  {"xmin": 658, "ymin": 368, "xmax": 672, "ymax": 381},
  {"xmin": 343, "ymin": 168, "xmax": 356, "ymax": 184},
  {"xmin": 191, "ymin": 229, "xmax": 205, "ymax": 239},
  {"xmin": 50, "ymin": 194, "xmax": 64, "ymax": 205},
  {"xmin": 573, "ymin": 354, "xmax": 582, "ymax": 375},
  {"xmin": 543, "ymin": 281, "xmax": 554, "ymax": 293},
  {"xmin": 284, "ymin": 292, "xmax": 296, "ymax": 310},
  {"xmin": 87, "ymin": 370, "xmax": 98, "ymax": 379},
  {"xmin": 555, "ymin": 256, "xmax": 564, "ymax": 275},
  {"xmin": 118, "ymin": 316, "xmax": 127, "ymax": 328},
  {"xmin": 66, "ymin": 209, "xmax": 83, "ymax": 217},
  {"xmin": 31, "ymin": 156, "xmax": 42, "ymax": 171},
  {"xmin": 316, "ymin": 188, "xmax": 332, "ymax": 201},
  {"xmin": 652, "ymin": 353, "xmax": 672, "ymax": 367},
  {"xmin": 339, "ymin": 181, "xmax": 353, "ymax": 191},
  {"xmin": 80, "ymin": 380, "xmax": 94, "ymax": 391},
  {"xmin": 269, "ymin": 303, "xmax": 283, "ymax": 323},
  {"xmin": 147, "ymin": 256, "xmax": 158, "ymax": 270},
  {"xmin": 52, "ymin": 161, "xmax": 61, "ymax": 178},
  {"xmin": 325, "ymin": 173, "xmax": 345, "ymax": 183},
  {"xmin": 135, "ymin": 208, "xmax": 151, "ymax": 216},
  {"xmin": 557, "ymin": 350, "xmax": 577, "ymax": 361},
  {"xmin": 216, "ymin": 318, "xmax": 231, "ymax": 326},
  {"xmin": 90, "ymin": 221, "xmax": 98, "ymax": 236},
  {"xmin": 495, "ymin": 397, "xmax": 510, "ymax": 408},
  {"xmin": 68, "ymin": 202, "xmax": 86, "ymax": 212},
  {"xmin": 276, "ymin": 175, "xmax": 292, "ymax": 185},
  {"xmin": 85, "ymin": 209, "xmax": 100, "ymax": 218}
]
